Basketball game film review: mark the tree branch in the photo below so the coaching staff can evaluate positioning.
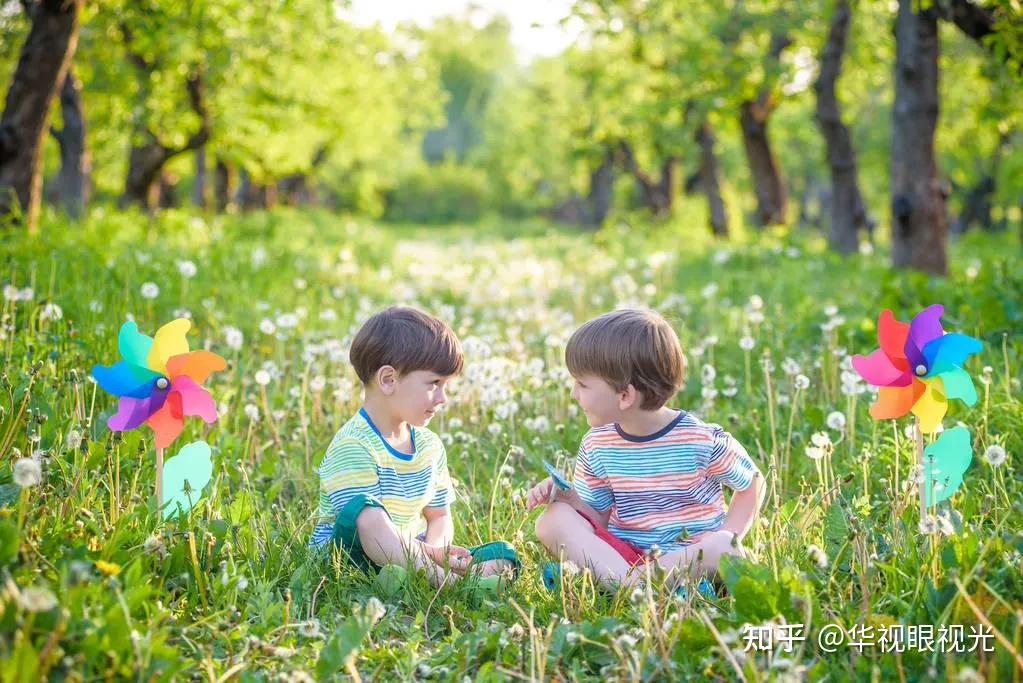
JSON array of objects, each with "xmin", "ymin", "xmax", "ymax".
[
  {"xmin": 618, "ymin": 140, "xmax": 656, "ymax": 191},
  {"xmin": 940, "ymin": 0, "xmax": 996, "ymax": 43},
  {"xmin": 172, "ymin": 68, "xmax": 211, "ymax": 155}
]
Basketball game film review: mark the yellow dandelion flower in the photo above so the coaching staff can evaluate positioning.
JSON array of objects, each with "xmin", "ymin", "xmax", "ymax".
[{"xmin": 95, "ymin": 560, "xmax": 121, "ymax": 577}]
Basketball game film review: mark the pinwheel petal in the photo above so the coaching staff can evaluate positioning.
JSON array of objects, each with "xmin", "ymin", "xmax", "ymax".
[
  {"xmin": 148, "ymin": 318, "xmax": 191, "ymax": 375},
  {"xmin": 869, "ymin": 381, "xmax": 925, "ymax": 420},
  {"xmin": 878, "ymin": 309, "xmax": 910, "ymax": 365},
  {"xmin": 905, "ymin": 304, "xmax": 945, "ymax": 372},
  {"xmin": 166, "ymin": 350, "xmax": 227, "ymax": 384},
  {"xmin": 92, "ymin": 361, "xmax": 161, "ymax": 399},
  {"xmin": 117, "ymin": 321, "xmax": 153, "ymax": 367},
  {"xmin": 922, "ymin": 426, "xmax": 972, "ymax": 505},
  {"xmin": 172, "ymin": 376, "xmax": 219, "ymax": 423},
  {"xmin": 911, "ymin": 378, "xmax": 947, "ymax": 434},
  {"xmin": 922, "ymin": 333, "xmax": 982, "ymax": 377},
  {"xmin": 108, "ymin": 396, "xmax": 159, "ymax": 431},
  {"xmin": 852, "ymin": 348, "xmax": 912, "ymax": 387},
  {"xmin": 934, "ymin": 367, "xmax": 978, "ymax": 406},
  {"xmin": 147, "ymin": 392, "xmax": 184, "ymax": 449}
]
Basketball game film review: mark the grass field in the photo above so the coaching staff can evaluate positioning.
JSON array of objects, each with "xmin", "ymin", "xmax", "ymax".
[{"xmin": 0, "ymin": 208, "xmax": 1021, "ymax": 681}]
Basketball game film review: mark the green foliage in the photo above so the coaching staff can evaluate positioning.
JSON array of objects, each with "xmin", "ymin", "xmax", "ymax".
[
  {"xmin": 315, "ymin": 600, "xmax": 384, "ymax": 680},
  {"xmin": 384, "ymin": 159, "xmax": 492, "ymax": 224},
  {"xmin": 415, "ymin": 13, "xmax": 516, "ymax": 164}
]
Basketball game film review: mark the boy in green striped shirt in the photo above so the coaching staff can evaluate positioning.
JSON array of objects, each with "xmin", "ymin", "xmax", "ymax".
[{"xmin": 310, "ymin": 306, "xmax": 518, "ymax": 591}]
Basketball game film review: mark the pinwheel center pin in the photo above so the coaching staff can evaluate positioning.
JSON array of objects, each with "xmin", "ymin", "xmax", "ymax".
[
  {"xmin": 156, "ymin": 377, "xmax": 169, "ymax": 389},
  {"xmin": 915, "ymin": 364, "xmax": 927, "ymax": 376}
]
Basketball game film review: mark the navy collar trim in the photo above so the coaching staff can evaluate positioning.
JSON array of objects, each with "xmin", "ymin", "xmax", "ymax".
[
  {"xmin": 359, "ymin": 407, "xmax": 416, "ymax": 461},
  {"xmin": 614, "ymin": 410, "xmax": 685, "ymax": 442}
]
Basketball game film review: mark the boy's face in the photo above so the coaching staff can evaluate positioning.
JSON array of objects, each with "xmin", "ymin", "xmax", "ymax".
[
  {"xmin": 570, "ymin": 373, "xmax": 627, "ymax": 427},
  {"xmin": 391, "ymin": 369, "xmax": 453, "ymax": 427}
]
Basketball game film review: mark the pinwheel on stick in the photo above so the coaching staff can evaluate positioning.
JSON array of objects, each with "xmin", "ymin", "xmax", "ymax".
[
  {"xmin": 92, "ymin": 318, "xmax": 225, "ymax": 513},
  {"xmin": 852, "ymin": 305, "xmax": 981, "ymax": 520}
]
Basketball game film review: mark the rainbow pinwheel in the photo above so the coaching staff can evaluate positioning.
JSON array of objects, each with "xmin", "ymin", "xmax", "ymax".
[
  {"xmin": 851, "ymin": 305, "xmax": 982, "ymax": 434},
  {"xmin": 92, "ymin": 319, "xmax": 226, "ymax": 449}
]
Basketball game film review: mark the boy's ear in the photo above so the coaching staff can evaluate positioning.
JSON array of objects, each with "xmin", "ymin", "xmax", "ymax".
[
  {"xmin": 618, "ymin": 384, "xmax": 639, "ymax": 411},
  {"xmin": 375, "ymin": 365, "xmax": 398, "ymax": 395}
]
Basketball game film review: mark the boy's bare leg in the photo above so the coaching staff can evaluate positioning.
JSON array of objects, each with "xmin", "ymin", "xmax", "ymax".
[
  {"xmin": 355, "ymin": 507, "xmax": 454, "ymax": 587},
  {"xmin": 655, "ymin": 530, "xmax": 744, "ymax": 586},
  {"xmin": 535, "ymin": 501, "xmax": 641, "ymax": 590}
]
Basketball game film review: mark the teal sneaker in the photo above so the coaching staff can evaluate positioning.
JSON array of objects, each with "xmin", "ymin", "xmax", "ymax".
[
  {"xmin": 676, "ymin": 577, "xmax": 717, "ymax": 600},
  {"xmin": 542, "ymin": 562, "xmax": 561, "ymax": 592}
]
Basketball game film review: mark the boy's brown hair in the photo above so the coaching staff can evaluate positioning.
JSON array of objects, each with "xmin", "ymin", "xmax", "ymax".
[
  {"xmin": 350, "ymin": 306, "xmax": 464, "ymax": 384},
  {"xmin": 566, "ymin": 309, "xmax": 687, "ymax": 410}
]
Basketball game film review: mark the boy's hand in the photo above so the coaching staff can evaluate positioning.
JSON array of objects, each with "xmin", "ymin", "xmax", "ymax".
[
  {"xmin": 422, "ymin": 543, "xmax": 473, "ymax": 575},
  {"xmin": 444, "ymin": 544, "xmax": 473, "ymax": 575},
  {"xmin": 526, "ymin": 478, "xmax": 555, "ymax": 510}
]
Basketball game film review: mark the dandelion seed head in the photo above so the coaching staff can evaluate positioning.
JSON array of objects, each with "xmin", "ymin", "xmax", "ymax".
[
  {"xmin": 984, "ymin": 445, "xmax": 1006, "ymax": 467},
  {"xmin": 13, "ymin": 457, "xmax": 41, "ymax": 487}
]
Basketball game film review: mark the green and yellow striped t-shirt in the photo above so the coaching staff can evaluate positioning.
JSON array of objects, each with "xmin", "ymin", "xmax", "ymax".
[{"xmin": 309, "ymin": 408, "xmax": 453, "ymax": 547}]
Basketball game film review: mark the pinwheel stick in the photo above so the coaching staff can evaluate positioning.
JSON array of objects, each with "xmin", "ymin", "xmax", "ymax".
[
  {"xmin": 914, "ymin": 421, "xmax": 927, "ymax": 522},
  {"xmin": 156, "ymin": 447, "xmax": 165, "ymax": 510}
]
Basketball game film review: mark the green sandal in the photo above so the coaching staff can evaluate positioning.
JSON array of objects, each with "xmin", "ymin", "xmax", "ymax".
[{"xmin": 466, "ymin": 541, "xmax": 521, "ymax": 599}]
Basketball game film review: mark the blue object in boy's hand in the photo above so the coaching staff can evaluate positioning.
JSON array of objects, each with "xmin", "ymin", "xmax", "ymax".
[{"xmin": 543, "ymin": 460, "xmax": 572, "ymax": 491}]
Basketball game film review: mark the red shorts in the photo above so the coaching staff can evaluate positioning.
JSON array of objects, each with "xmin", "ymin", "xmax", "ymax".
[{"xmin": 578, "ymin": 511, "xmax": 649, "ymax": 566}]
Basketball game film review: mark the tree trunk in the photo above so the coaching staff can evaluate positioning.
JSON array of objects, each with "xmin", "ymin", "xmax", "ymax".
[
  {"xmin": 278, "ymin": 174, "xmax": 309, "ymax": 206},
  {"xmin": 815, "ymin": 0, "xmax": 870, "ymax": 254},
  {"xmin": 585, "ymin": 148, "xmax": 616, "ymax": 228},
  {"xmin": 122, "ymin": 137, "xmax": 169, "ymax": 209},
  {"xmin": 236, "ymin": 167, "xmax": 251, "ymax": 209},
  {"xmin": 192, "ymin": 145, "xmax": 209, "ymax": 208},
  {"xmin": 740, "ymin": 98, "xmax": 788, "ymax": 226},
  {"xmin": 214, "ymin": 158, "xmax": 232, "ymax": 212},
  {"xmin": 51, "ymin": 64, "xmax": 89, "ymax": 218},
  {"xmin": 694, "ymin": 120, "xmax": 729, "ymax": 237},
  {"xmin": 952, "ymin": 175, "xmax": 996, "ymax": 235},
  {"xmin": 619, "ymin": 141, "xmax": 676, "ymax": 217},
  {"xmin": 0, "ymin": 0, "xmax": 81, "ymax": 232},
  {"xmin": 238, "ymin": 172, "xmax": 277, "ymax": 211},
  {"xmin": 739, "ymin": 31, "xmax": 791, "ymax": 228},
  {"xmin": 952, "ymin": 131, "xmax": 1009, "ymax": 235},
  {"xmin": 156, "ymin": 169, "xmax": 180, "ymax": 208},
  {"xmin": 891, "ymin": 0, "xmax": 948, "ymax": 275},
  {"xmin": 280, "ymin": 144, "xmax": 329, "ymax": 206}
]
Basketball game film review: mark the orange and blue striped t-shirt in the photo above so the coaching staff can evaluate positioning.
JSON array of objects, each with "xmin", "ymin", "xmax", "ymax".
[{"xmin": 574, "ymin": 410, "xmax": 759, "ymax": 553}]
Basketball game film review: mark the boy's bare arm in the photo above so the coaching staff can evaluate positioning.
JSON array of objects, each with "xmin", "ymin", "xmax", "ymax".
[
  {"xmin": 720, "ymin": 472, "xmax": 765, "ymax": 539},
  {"xmin": 422, "ymin": 505, "xmax": 455, "ymax": 547},
  {"xmin": 527, "ymin": 478, "xmax": 612, "ymax": 528},
  {"xmin": 420, "ymin": 506, "xmax": 471, "ymax": 573}
]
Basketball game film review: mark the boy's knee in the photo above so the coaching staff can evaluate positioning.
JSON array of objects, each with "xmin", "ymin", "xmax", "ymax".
[
  {"xmin": 697, "ymin": 531, "xmax": 743, "ymax": 570},
  {"xmin": 355, "ymin": 505, "xmax": 389, "ymax": 535},
  {"xmin": 535, "ymin": 501, "xmax": 574, "ymax": 547}
]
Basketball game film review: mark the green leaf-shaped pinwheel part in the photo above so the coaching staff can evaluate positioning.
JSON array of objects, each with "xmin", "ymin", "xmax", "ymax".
[
  {"xmin": 922, "ymin": 426, "xmax": 973, "ymax": 506},
  {"xmin": 162, "ymin": 440, "xmax": 213, "ymax": 520}
]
